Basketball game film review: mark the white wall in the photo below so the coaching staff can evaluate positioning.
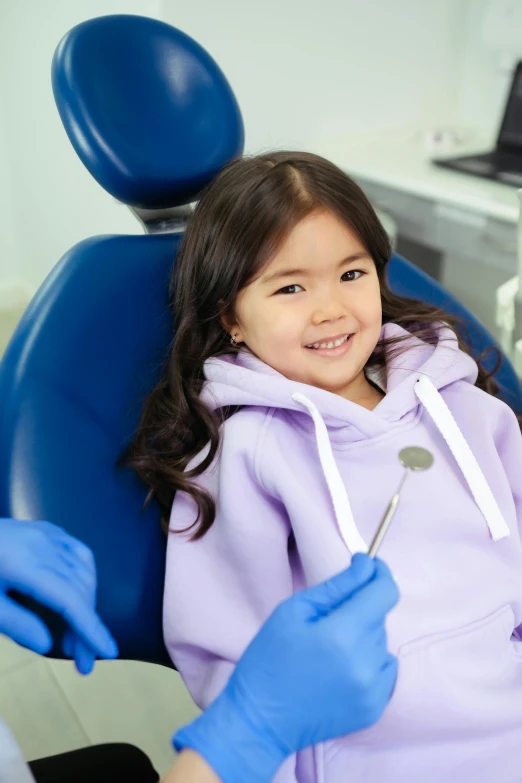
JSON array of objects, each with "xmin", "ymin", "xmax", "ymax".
[
  {"xmin": 0, "ymin": 0, "xmax": 473, "ymax": 289},
  {"xmin": 0, "ymin": 115, "xmax": 21, "ymax": 279},
  {"xmin": 0, "ymin": 0, "xmax": 162, "ymax": 290},
  {"xmin": 454, "ymin": 0, "xmax": 522, "ymax": 143},
  {"xmin": 163, "ymin": 0, "xmax": 468, "ymax": 154}
]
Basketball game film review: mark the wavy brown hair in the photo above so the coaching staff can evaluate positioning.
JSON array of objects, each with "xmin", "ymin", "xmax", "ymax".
[{"xmin": 125, "ymin": 150, "xmax": 503, "ymax": 539}]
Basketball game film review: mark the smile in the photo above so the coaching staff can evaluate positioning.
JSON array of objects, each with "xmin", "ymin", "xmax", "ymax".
[{"xmin": 306, "ymin": 334, "xmax": 351, "ymax": 350}]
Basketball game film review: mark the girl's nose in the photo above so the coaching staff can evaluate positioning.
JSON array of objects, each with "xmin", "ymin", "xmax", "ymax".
[{"xmin": 310, "ymin": 292, "xmax": 348, "ymax": 325}]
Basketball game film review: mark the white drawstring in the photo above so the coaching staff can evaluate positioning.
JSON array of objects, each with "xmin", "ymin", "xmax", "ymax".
[
  {"xmin": 414, "ymin": 375, "xmax": 510, "ymax": 542},
  {"xmin": 291, "ymin": 393, "xmax": 368, "ymax": 554},
  {"xmin": 291, "ymin": 377, "xmax": 509, "ymax": 554}
]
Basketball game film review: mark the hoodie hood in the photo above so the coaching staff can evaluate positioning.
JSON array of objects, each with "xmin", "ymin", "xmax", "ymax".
[
  {"xmin": 201, "ymin": 323, "xmax": 477, "ymax": 431},
  {"xmin": 201, "ymin": 323, "xmax": 509, "ymax": 552}
]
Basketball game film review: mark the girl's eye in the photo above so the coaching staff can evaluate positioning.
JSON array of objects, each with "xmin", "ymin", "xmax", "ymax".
[
  {"xmin": 341, "ymin": 270, "xmax": 364, "ymax": 282},
  {"xmin": 276, "ymin": 284, "xmax": 304, "ymax": 295},
  {"xmin": 276, "ymin": 271, "xmax": 365, "ymax": 295}
]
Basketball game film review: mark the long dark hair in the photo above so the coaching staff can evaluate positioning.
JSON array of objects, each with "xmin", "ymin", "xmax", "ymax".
[{"xmin": 125, "ymin": 150, "xmax": 502, "ymax": 539}]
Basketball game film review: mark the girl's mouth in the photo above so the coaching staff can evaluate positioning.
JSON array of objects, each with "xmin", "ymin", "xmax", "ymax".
[{"xmin": 305, "ymin": 334, "xmax": 353, "ymax": 357}]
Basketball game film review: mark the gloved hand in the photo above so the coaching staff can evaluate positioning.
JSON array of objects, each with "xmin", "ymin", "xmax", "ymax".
[
  {"xmin": 174, "ymin": 554, "xmax": 399, "ymax": 783},
  {"xmin": 0, "ymin": 518, "xmax": 118, "ymax": 674}
]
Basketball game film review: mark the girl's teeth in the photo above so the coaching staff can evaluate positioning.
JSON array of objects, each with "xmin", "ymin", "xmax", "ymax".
[{"xmin": 310, "ymin": 335, "xmax": 349, "ymax": 350}]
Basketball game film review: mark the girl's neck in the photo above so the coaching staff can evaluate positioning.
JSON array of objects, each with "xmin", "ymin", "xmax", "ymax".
[
  {"xmin": 337, "ymin": 372, "xmax": 385, "ymax": 411},
  {"xmin": 241, "ymin": 347, "xmax": 385, "ymax": 410}
]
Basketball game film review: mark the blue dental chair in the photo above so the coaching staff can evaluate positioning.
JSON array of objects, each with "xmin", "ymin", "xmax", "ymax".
[{"xmin": 0, "ymin": 14, "xmax": 520, "ymax": 668}]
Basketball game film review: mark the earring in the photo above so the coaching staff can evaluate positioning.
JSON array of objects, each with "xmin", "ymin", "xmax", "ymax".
[{"xmin": 230, "ymin": 334, "xmax": 238, "ymax": 345}]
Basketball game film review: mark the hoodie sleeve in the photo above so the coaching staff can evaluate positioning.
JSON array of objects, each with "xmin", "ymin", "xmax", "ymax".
[
  {"xmin": 163, "ymin": 422, "xmax": 295, "ymax": 710},
  {"xmin": 163, "ymin": 429, "xmax": 304, "ymax": 781}
]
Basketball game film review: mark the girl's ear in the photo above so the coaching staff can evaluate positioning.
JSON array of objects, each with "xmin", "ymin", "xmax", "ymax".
[{"xmin": 219, "ymin": 303, "xmax": 242, "ymax": 344}]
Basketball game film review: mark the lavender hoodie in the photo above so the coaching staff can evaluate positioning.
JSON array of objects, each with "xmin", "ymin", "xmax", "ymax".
[{"xmin": 164, "ymin": 323, "xmax": 522, "ymax": 783}]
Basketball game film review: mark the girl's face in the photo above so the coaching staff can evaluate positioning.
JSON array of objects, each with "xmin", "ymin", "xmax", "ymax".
[{"xmin": 223, "ymin": 209, "xmax": 383, "ymax": 402}]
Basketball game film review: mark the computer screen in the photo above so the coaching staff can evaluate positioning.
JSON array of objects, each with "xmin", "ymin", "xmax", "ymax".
[{"xmin": 499, "ymin": 64, "xmax": 522, "ymax": 149}]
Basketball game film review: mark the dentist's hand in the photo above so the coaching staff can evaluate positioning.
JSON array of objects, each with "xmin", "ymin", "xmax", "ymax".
[
  {"xmin": 173, "ymin": 554, "xmax": 399, "ymax": 783},
  {"xmin": 0, "ymin": 518, "xmax": 118, "ymax": 673}
]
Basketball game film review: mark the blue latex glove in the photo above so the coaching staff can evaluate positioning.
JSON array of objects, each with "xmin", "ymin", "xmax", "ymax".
[
  {"xmin": 0, "ymin": 518, "xmax": 118, "ymax": 673},
  {"xmin": 174, "ymin": 554, "xmax": 399, "ymax": 783}
]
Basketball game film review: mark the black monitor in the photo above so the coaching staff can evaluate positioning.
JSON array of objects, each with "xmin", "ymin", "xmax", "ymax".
[{"xmin": 498, "ymin": 61, "xmax": 522, "ymax": 152}]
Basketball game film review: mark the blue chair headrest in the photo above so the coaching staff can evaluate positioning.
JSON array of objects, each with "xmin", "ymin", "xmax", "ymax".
[{"xmin": 52, "ymin": 14, "xmax": 244, "ymax": 209}]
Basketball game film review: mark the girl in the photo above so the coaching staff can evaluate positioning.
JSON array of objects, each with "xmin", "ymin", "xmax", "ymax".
[{"xmin": 128, "ymin": 151, "xmax": 522, "ymax": 783}]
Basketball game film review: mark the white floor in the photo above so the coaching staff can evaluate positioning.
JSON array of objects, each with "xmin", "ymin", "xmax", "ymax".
[{"xmin": 0, "ymin": 634, "xmax": 200, "ymax": 776}]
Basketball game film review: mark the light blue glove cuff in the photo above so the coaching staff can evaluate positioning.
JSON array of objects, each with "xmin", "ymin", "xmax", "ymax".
[{"xmin": 173, "ymin": 687, "xmax": 288, "ymax": 783}]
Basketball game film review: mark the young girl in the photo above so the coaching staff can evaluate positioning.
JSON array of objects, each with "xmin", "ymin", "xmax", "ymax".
[{"xmin": 129, "ymin": 151, "xmax": 522, "ymax": 782}]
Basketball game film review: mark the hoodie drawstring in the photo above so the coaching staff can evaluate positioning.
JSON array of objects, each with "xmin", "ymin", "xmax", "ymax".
[
  {"xmin": 291, "ymin": 393, "xmax": 368, "ymax": 554},
  {"xmin": 292, "ymin": 377, "xmax": 509, "ymax": 555},
  {"xmin": 414, "ymin": 375, "xmax": 510, "ymax": 542}
]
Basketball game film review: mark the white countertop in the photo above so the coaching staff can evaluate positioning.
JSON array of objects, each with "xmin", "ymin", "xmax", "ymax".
[{"xmin": 316, "ymin": 130, "xmax": 520, "ymax": 225}]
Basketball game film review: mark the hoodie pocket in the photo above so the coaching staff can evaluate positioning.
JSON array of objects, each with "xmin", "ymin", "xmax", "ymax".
[
  {"xmin": 340, "ymin": 605, "xmax": 522, "ymax": 752},
  {"xmin": 321, "ymin": 606, "xmax": 522, "ymax": 782}
]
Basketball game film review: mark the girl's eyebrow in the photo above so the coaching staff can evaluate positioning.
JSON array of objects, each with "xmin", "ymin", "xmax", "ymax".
[{"xmin": 260, "ymin": 252, "xmax": 371, "ymax": 285}]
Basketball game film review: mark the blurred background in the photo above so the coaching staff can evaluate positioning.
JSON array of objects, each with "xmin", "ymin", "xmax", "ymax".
[{"xmin": 1, "ymin": 0, "xmax": 522, "ymax": 775}]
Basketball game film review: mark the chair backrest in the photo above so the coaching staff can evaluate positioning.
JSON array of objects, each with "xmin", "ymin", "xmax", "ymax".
[{"xmin": 0, "ymin": 234, "xmax": 177, "ymax": 665}]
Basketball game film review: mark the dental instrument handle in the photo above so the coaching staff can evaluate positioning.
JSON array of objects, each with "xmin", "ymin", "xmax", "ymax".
[{"xmin": 368, "ymin": 471, "xmax": 408, "ymax": 558}]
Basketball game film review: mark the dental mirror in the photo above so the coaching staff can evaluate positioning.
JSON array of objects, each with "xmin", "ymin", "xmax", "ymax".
[{"xmin": 368, "ymin": 447, "xmax": 434, "ymax": 558}]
